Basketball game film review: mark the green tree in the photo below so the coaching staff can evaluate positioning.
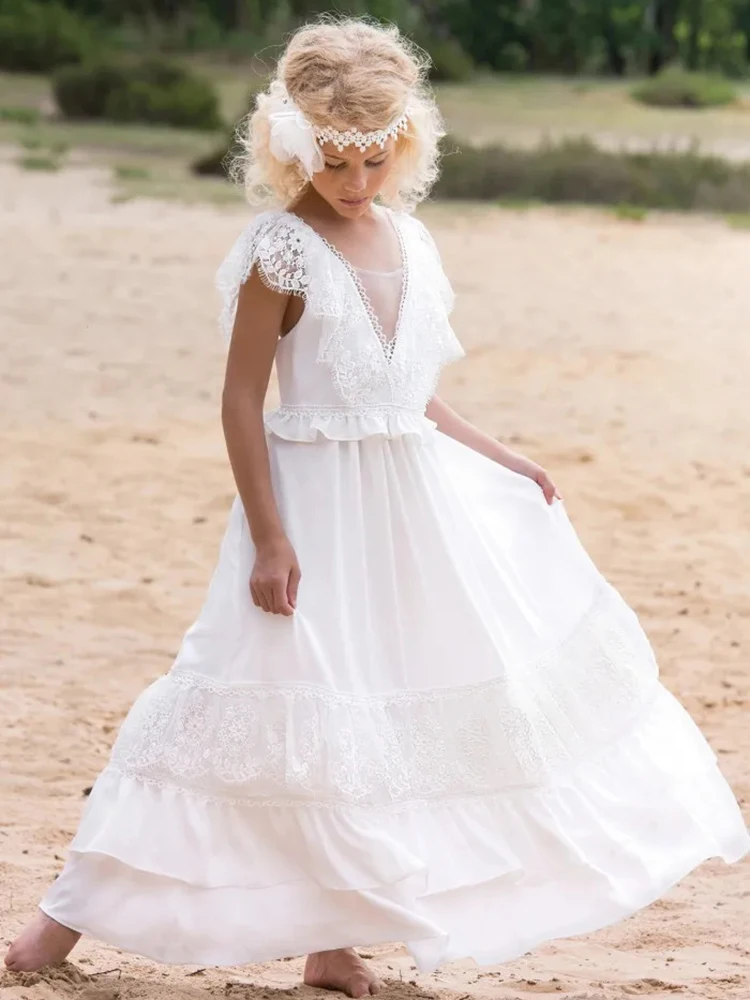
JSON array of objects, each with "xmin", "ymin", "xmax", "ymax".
[
  {"xmin": 436, "ymin": 0, "xmax": 526, "ymax": 71},
  {"xmin": 645, "ymin": 0, "xmax": 683, "ymax": 74}
]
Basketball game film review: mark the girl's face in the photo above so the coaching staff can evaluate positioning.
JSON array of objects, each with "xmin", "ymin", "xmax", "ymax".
[{"xmin": 310, "ymin": 137, "xmax": 398, "ymax": 217}]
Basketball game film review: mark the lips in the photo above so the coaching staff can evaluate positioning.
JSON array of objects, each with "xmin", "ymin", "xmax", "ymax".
[{"xmin": 340, "ymin": 196, "xmax": 368, "ymax": 206}]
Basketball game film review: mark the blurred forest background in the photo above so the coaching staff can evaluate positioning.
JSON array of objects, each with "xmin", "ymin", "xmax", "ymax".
[
  {"xmin": 4, "ymin": 0, "xmax": 750, "ymax": 215},
  {"xmin": 5, "ymin": 0, "xmax": 750, "ymax": 77}
]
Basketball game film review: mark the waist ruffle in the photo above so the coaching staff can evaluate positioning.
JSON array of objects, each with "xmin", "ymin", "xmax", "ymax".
[{"xmin": 264, "ymin": 405, "xmax": 438, "ymax": 443}]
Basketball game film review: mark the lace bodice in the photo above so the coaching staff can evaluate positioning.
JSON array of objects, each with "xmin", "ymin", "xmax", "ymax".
[{"xmin": 216, "ymin": 207, "xmax": 465, "ymax": 442}]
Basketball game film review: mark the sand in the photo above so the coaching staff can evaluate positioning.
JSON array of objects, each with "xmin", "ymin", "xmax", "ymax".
[{"xmin": 0, "ymin": 162, "xmax": 748, "ymax": 1000}]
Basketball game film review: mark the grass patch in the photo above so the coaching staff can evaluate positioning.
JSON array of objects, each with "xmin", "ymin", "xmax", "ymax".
[
  {"xmin": 0, "ymin": 70, "xmax": 50, "ymax": 105},
  {"xmin": 0, "ymin": 105, "xmax": 41, "ymax": 124},
  {"xmin": 434, "ymin": 75, "xmax": 750, "ymax": 155},
  {"xmin": 111, "ymin": 159, "xmax": 244, "ymax": 207},
  {"xmin": 21, "ymin": 132, "xmax": 69, "ymax": 154},
  {"xmin": 19, "ymin": 154, "xmax": 61, "ymax": 171},
  {"xmin": 434, "ymin": 136, "xmax": 750, "ymax": 213},
  {"xmin": 725, "ymin": 212, "xmax": 750, "ymax": 229},
  {"xmin": 16, "ymin": 131, "xmax": 69, "ymax": 171},
  {"xmin": 612, "ymin": 203, "xmax": 648, "ymax": 222},
  {"xmin": 0, "ymin": 116, "xmax": 219, "ymax": 162},
  {"xmin": 114, "ymin": 163, "xmax": 151, "ymax": 181},
  {"xmin": 20, "ymin": 132, "xmax": 43, "ymax": 149}
]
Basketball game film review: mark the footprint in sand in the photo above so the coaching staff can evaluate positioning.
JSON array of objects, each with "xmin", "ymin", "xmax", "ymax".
[
  {"xmin": 622, "ymin": 978, "xmax": 685, "ymax": 994},
  {"xmin": 513, "ymin": 978, "xmax": 566, "ymax": 994}
]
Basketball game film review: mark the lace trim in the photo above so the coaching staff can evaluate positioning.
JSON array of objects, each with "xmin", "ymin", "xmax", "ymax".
[
  {"xmin": 269, "ymin": 403, "xmax": 425, "ymax": 418},
  {"xmin": 108, "ymin": 582, "xmax": 660, "ymax": 806},
  {"xmin": 392, "ymin": 217, "xmax": 410, "ymax": 356},
  {"xmin": 104, "ymin": 682, "xmax": 663, "ymax": 813}
]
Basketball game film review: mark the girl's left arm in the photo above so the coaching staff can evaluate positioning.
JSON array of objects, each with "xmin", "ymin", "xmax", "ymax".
[{"xmin": 425, "ymin": 395, "xmax": 563, "ymax": 505}]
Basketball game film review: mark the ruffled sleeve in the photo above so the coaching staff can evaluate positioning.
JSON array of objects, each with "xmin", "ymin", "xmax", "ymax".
[
  {"xmin": 408, "ymin": 216, "xmax": 456, "ymax": 315},
  {"xmin": 215, "ymin": 212, "xmax": 311, "ymax": 342}
]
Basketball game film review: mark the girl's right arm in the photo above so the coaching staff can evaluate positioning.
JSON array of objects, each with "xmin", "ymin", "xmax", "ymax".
[{"xmin": 221, "ymin": 268, "xmax": 301, "ymax": 617}]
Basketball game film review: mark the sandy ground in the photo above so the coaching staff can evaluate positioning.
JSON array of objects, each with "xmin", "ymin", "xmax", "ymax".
[{"xmin": 1, "ymin": 163, "xmax": 748, "ymax": 1000}]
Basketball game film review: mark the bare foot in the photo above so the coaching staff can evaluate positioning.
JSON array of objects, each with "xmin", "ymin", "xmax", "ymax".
[
  {"xmin": 4, "ymin": 910, "xmax": 81, "ymax": 972},
  {"xmin": 304, "ymin": 948, "xmax": 380, "ymax": 998}
]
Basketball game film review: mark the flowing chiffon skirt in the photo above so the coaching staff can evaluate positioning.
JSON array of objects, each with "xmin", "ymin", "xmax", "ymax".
[{"xmin": 41, "ymin": 428, "xmax": 750, "ymax": 971}]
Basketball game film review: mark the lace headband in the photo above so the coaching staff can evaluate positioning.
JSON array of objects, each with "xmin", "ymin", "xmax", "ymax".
[{"xmin": 266, "ymin": 84, "xmax": 410, "ymax": 179}]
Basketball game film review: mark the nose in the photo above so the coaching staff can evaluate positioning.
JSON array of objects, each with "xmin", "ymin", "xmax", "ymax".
[{"xmin": 344, "ymin": 167, "xmax": 367, "ymax": 194}]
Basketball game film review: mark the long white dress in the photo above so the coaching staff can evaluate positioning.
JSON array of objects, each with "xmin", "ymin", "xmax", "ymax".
[{"xmin": 41, "ymin": 206, "xmax": 749, "ymax": 972}]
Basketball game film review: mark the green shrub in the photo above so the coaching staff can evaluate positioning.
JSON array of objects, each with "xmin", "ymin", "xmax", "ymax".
[
  {"xmin": 632, "ymin": 67, "xmax": 736, "ymax": 108},
  {"xmin": 433, "ymin": 135, "xmax": 750, "ymax": 213},
  {"xmin": 53, "ymin": 58, "xmax": 222, "ymax": 130},
  {"xmin": 423, "ymin": 36, "xmax": 474, "ymax": 82},
  {"xmin": 496, "ymin": 42, "xmax": 528, "ymax": 73},
  {"xmin": 53, "ymin": 63, "xmax": 127, "ymax": 119},
  {"xmin": 191, "ymin": 89, "xmax": 257, "ymax": 177},
  {"xmin": 192, "ymin": 142, "xmax": 231, "ymax": 177},
  {"xmin": 0, "ymin": 0, "xmax": 91, "ymax": 72}
]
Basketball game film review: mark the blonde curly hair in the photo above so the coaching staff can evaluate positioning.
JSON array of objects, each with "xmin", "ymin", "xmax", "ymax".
[{"xmin": 230, "ymin": 16, "xmax": 445, "ymax": 212}]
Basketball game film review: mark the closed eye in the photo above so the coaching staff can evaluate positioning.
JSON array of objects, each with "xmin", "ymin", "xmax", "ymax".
[{"xmin": 324, "ymin": 157, "xmax": 389, "ymax": 171}]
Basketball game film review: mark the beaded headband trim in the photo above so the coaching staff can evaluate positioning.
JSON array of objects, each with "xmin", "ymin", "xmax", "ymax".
[
  {"xmin": 266, "ymin": 84, "xmax": 410, "ymax": 179},
  {"xmin": 315, "ymin": 113, "xmax": 410, "ymax": 153}
]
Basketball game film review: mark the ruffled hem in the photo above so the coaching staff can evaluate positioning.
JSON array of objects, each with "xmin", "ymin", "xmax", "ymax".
[
  {"xmin": 40, "ymin": 684, "xmax": 750, "ymax": 971},
  {"xmin": 264, "ymin": 406, "xmax": 438, "ymax": 443}
]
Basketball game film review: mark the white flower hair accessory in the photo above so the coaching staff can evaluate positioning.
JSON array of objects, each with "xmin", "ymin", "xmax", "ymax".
[
  {"xmin": 267, "ymin": 86, "xmax": 325, "ymax": 180},
  {"xmin": 266, "ymin": 83, "xmax": 411, "ymax": 179}
]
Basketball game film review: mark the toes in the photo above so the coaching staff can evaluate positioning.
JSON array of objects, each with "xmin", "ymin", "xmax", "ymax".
[
  {"xmin": 369, "ymin": 981, "xmax": 380, "ymax": 995},
  {"xmin": 348, "ymin": 974, "xmax": 372, "ymax": 998}
]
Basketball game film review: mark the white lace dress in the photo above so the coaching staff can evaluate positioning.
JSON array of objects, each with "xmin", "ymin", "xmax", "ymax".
[{"xmin": 40, "ymin": 207, "xmax": 749, "ymax": 972}]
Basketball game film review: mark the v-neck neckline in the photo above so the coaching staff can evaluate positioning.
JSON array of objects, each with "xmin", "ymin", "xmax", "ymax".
[{"xmin": 283, "ymin": 207, "xmax": 409, "ymax": 365}]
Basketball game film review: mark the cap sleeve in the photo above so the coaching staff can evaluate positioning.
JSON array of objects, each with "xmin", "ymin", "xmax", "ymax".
[{"xmin": 215, "ymin": 212, "xmax": 310, "ymax": 342}]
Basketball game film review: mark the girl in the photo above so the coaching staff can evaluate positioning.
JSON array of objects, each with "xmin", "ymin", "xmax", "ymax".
[{"xmin": 6, "ymin": 16, "xmax": 748, "ymax": 996}]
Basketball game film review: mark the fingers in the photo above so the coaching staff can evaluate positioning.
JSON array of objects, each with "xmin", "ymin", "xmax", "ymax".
[
  {"xmin": 250, "ymin": 576, "xmax": 298, "ymax": 616},
  {"xmin": 537, "ymin": 470, "xmax": 563, "ymax": 505},
  {"xmin": 288, "ymin": 564, "xmax": 301, "ymax": 609},
  {"xmin": 271, "ymin": 578, "xmax": 294, "ymax": 616},
  {"xmin": 250, "ymin": 581, "xmax": 271, "ymax": 613}
]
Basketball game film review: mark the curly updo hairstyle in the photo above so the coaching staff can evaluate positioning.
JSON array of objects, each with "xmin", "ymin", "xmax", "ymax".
[{"xmin": 230, "ymin": 16, "xmax": 445, "ymax": 211}]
